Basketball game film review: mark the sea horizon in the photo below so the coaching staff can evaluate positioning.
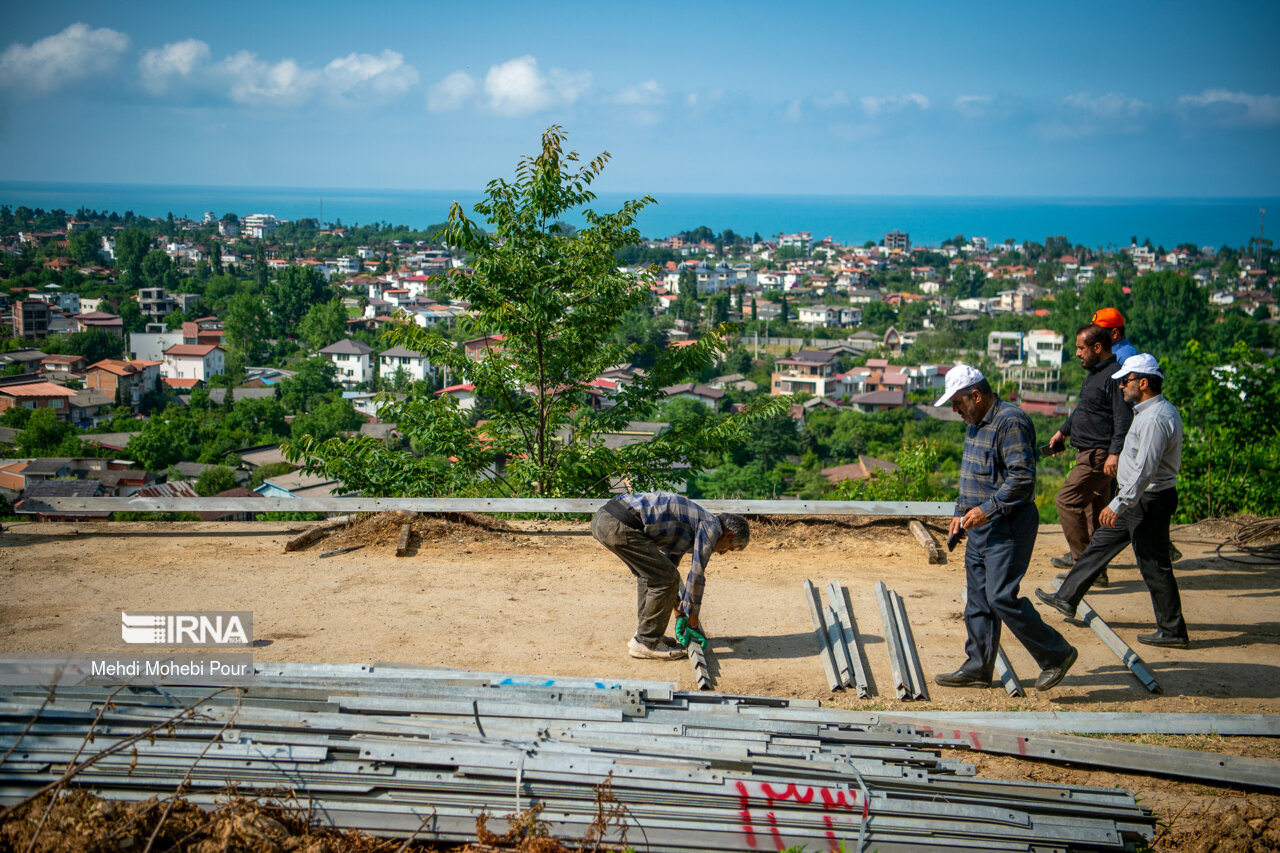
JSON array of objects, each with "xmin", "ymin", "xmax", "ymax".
[{"xmin": 2, "ymin": 180, "xmax": 1273, "ymax": 252}]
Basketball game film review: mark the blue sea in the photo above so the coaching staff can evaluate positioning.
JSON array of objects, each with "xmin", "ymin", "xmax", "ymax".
[{"xmin": 1, "ymin": 181, "xmax": 1273, "ymax": 251}]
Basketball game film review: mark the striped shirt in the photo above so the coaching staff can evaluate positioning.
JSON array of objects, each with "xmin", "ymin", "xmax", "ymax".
[
  {"xmin": 619, "ymin": 492, "xmax": 723, "ymax": 618},
  {"xmin": 956, "ymin": 398, "xmax": 1038, "ymax": 520}
]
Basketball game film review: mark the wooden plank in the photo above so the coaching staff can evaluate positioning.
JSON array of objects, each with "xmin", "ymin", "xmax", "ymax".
[
  {"xmin": 22, "ymin": 497, "xmax": 956, "ymax": 516},
  {"xmin": 395, "ymin": 523, "xmax": 413, "ymax": 557},
  {"xmin": 908, "ymin": 519, "xmax": 945, "ymax": 564},
  {"xmin": 284, "ymin": 515, "xmax": 352, "ymax": 552}
]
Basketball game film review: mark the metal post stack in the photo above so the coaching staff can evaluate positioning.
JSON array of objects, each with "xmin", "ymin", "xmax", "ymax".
[{"xmin": 0, "ymin": 662, "xmax": 1161, "ymax": 852}]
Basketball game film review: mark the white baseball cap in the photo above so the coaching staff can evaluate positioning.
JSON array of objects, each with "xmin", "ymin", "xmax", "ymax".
[
  {"xmin": 935, "ymin": 363, "xmax": 986, "ymax": 407},
  {"xmin": 1111, "ymin": 353, "xmax": 1163, "ymax": 381}
]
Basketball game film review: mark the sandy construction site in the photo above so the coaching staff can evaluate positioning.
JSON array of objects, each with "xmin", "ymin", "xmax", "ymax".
[{"xmin": 2, "ymin": 513, "xmax": 1279, "ymax": 848}]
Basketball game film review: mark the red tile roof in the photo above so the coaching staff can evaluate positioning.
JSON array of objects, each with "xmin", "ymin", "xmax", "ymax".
[
  {"xmin": 163, "ymin": 344, "xmax": 221, "ymax": 357},
  {"xmin": 0, "ymin": 382, "xmax": 77, "ymax": 398}
]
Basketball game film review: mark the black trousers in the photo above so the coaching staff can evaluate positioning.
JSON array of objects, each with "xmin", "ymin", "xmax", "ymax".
[
  {"xmin": 1057, "ymin": 488, "xmax": 1186, "ymax": 638},
  {"xmin": 962, "ymin": 502, "xmax": 1074, "ymax": 675}
]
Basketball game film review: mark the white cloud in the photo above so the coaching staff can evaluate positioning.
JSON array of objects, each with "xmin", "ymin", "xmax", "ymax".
[
  {"xmin": 139, "ymin": 38, "xmax": 211, "ymax": 94},
  {"xmin": 136, "ymin": 42, "xmax": 418, "ymax": 108},
  {"xmin": 219, "ymin": 51, "xmax": 321, "ymax": 107},
  {"xmin": 0, "ymin": 22, "xmax": 129, "ymax": 95},
  {"xmin": 814, "ymin": 90, "xmax": 849, "ymax": 109},
  {"xmin": 616, "ymin": 79, "xmax": 665, "ymax": 107},
  {"xmin": 785, "ymin": 99, "xmax": 803, "ymax": 121},
  {"xmin": 1064, "ymin": 91, "xmax": 1148, "ymax": 120},
  {"xmin": 483, "ymin": 55, "xmax": 590, "ymax": 116},
  {"xmin": 954, "ymin": 94, "xmax": 992, "ymax": 118},
  {"xmin": 427, "ymin": 70, "xmax": 477, "ymax": 112},
  {"xmin": 324, "ymin": 50, "xmax": 418, "ymax": 102},
  {"xmin": 685, "ymin": 88, "xmax": 723, "ymax": 110},
  {"xmin": 861, "ymin": 92, "xmax": 930, "ymax": 116},
  {"xmin": 1178, "ymin": 88, "xmax": 1280, "ymax": 127},
  {"xmin": 1038, "ymin": 91, "xmax": 1150, "ymax": 139}
]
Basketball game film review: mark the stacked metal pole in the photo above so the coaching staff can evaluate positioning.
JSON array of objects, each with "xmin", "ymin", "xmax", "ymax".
[
  {"xmin": 0, "ymin": 663, "xmax": 1162, "ymax": 852},
  {"xmin": 875, "ymin": 581, "xmax": 928, "ymax": 701}
]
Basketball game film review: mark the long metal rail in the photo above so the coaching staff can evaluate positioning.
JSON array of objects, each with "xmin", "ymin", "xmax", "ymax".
[
  {"xmin": 20, "ymin": 496, "xmax": 956, "ymax": 516},
  {"xmin": 0, "ymin": 663, "xmax": 1164, "ymax": 852}
]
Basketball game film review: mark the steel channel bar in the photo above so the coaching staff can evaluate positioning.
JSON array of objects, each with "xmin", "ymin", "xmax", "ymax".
[
  {"xmin": 824, "ymin": 604, "xmax": 854, "ymax": 687},
  {"xmin": 1052, "ymin": 579, "xmax": 1161, "ymax": 694},
  {"xmin": 875, "ymin": 580, "xmax": 910, "ymax": 700},
  {"xmin": 870, "ymin": 711, "xmax": 1280, "ymax": 735},
  {"xmin": 890, "ymin": 589, "xmax": 928, "ymax": 701},
  {"xmin": 802, "ymin": 579, "xmax": 842, "ymax": 691},
  {"xmin": 827, "ymin": 580, "xmax": 871, "ymax": 698},
  {"xmin": 910, "ymin": 722, "xmax": 1280, "ymax": 793}
]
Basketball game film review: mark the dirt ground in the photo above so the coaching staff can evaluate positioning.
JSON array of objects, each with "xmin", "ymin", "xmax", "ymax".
[{"xmin": 1, "ymin": 513, "xmax": 1279, "ymax": 849}]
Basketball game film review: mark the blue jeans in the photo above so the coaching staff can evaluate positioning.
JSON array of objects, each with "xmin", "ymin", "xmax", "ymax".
[{"xmin": 963, "ymin": 503, "xmax": 1074, "ymax": 674}]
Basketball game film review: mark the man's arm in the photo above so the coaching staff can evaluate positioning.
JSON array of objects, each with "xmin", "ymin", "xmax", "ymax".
[
  {"xmin": 678, "ymin": 520, "xmax": 719, "ymax": 621},
  {"xmin": 1108, "ymin": 417, "xmax": 1171, "ymax": 515},
  {"xmin": 1108, "ymin": 377, "xmax": 1133, "ymax": 456}
]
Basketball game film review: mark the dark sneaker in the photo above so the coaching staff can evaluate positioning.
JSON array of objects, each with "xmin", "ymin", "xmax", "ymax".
[
  {"xmin": 1137, "ymin": 631, "xmax": 1189, "ymax": 649},
  {"xmin": 1169, "ymin": 544, "xmax": 1183, "ymax": 562},
  {"xmin": 1050, "ymin": 552, "xmax": 1075, "ymax": 569},
  {"xmin": 1035, "ymin": 647, "xmax": 1078, "ymax": 691},
  {"xmin": 933, "ymin": 669, "xmax": 992, "ymax": 688},
  {"xmin": 1035, "ymin": 587, "xmax": 1076, "ymax": 619}
]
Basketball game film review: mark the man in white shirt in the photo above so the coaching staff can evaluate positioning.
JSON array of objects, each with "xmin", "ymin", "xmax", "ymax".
[{"xmin": 1036, "ymin": 354, "xmax": 1189, "ymax": 648}]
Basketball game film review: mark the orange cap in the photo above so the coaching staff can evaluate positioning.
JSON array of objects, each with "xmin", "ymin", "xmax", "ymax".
[{"xmin": 1091, "ymin": 307, "xmax": 1125, "ymax": 328}]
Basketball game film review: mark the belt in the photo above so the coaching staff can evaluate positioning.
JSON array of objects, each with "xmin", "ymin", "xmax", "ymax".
[{"xmin": 602, "ymin": 497, "xmax": 644, "ymax": 531}]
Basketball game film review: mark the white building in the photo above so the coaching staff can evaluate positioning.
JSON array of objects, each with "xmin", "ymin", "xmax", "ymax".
[
  {"xmin": 241, "ymin": 214, "xmax": 278, "ymax": 239},
  {"xmin": 161, "ymin": 344, "xmax": 225, "ymax": 381},
  {"xmin": 378, "ymin": 345, "xmax": 434, "ymax": 383},
  {"xmin": 1025, "ymin": 329, "xmax": 1064, "ymax": 368},
  {"xmin": 130, "ymin": 329, "xmax": 184, "ymax": 362},
  {"xmin": 319, "ymin": 338, "xmax": 376, "ymax": 387}
]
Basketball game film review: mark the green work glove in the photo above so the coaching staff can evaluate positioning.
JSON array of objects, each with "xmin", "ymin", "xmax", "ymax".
[{"xmin": 674, "ymin": 615, "xmax": 708, "ymax": 649}]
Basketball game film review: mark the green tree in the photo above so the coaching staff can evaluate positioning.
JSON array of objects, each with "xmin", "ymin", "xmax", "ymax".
[
  {"xmin": 278, "ymin": 357, "xmax": 341, "ymax": 413},
  {"xmin": 194, "ymin": 465, "xmax": 241, "ymax": 496},
  {"xmin": 114, "ymin": 228, "xmax": 151, "ymax": 288},
  {"xmin": 222, "ymin": 293, "xmax": 270, "ymax": 363},
  {"xmin": 270, "ymin": 265, "xmax": 330, "ymax": 331},
  {"xmin": 297, "ymin": 298, "xmax": 348, "ymax": 350},
  {"xmin": 284, "ymin": 126, "xmax": 788, "ymax": 497},
  {"xmin": 16, "ymin": 408, "xmax": 82, "ymax": 456},
  {"xmin": 1127, "ymin": 271, "xmax": 1210, "ymax": 359}
]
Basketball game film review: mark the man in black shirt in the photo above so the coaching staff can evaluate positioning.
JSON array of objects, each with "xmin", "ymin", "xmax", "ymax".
[{"xmin": 1047, "ymin": 324, "xmax": 1133, "ymax": 580}]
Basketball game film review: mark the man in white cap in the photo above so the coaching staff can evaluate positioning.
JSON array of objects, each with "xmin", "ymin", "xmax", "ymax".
[
  {"xmin": 934, "ymin": 364, "xmax": 1077, "ymax": 691},
  {"xmin": 1036, "ymin": 354, "xmax": 1189, "ymax": 647}
]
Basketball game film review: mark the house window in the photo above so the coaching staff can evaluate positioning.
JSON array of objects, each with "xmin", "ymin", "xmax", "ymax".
[{"xmin": 50, "ymin": 399, "xmax": 63, "ymax": 408}]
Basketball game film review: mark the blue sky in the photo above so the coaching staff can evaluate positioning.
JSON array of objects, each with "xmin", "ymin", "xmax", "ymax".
[{"xmin": 2, "ymin": 0, "xmax": 1278, "ymax": 197}]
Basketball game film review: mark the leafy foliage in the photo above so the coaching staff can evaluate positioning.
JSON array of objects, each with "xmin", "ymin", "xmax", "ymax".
[{"xmin": 284, "ymin": 127, "xmax": 790, "ymax": 497}]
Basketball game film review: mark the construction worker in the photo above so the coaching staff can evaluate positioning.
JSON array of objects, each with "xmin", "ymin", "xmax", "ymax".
[
  {"xmin": 1090, "ymin": 307, "xmax": 1138, "ymax": 364},
  {"xmin": 1046, "ymin": 324, "xmax": 1133, "ymax": 581},
  {"xmin": 1037, "ymin": 354, "xmax": 1190, "ymax": 648},
  {"xmin": 932, "ymin": 364, "xmax": 1077, "ymax": 692},
  {"xmin": 591, "ymin": 493, "xmax": 749, "ymax": 660}
]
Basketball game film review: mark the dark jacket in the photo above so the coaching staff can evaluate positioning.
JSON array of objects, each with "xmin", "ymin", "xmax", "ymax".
[{"xmin": 1060, "ymin": 354, "xmax": 1132, "ymax": 455}]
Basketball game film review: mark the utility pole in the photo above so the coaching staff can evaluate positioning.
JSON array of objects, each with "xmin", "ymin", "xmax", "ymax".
[{"xmin": 1258, "ymin": 207, "xmax": 1267, "ymax": 266}]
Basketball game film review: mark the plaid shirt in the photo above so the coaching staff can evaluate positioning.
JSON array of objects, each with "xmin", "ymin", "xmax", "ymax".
[
  {"xmin": 619, "ymin": 492, "xmax": 723, "ymax": 618},
  {"xmin": 956, "ymin": 398, "xmax": 1037, "ymax": 520}
]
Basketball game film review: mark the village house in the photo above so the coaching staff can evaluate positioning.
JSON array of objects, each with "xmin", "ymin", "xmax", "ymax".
[
  {"xmin": 659, "ymin": 382, "xmax": 725, "ymax": 409},
  {"xmin": 0, "ymin": 381, "xmax": 78, "ymax": 419},
  {"xmin": 771, "ymin": 349, "xmax": 839, "ymax": 398},
  {"xmin": 378, "ymin": 345, "xmax": 434, "ymax": 383},
  {"xmin": 85, "ymin": 359, "xmax": 162, "ymax": 409},
  {"xmin": 161, "ymin": 344, "xmax": 226, "ymax": 382},
  {"xmin": 319, "ymin": 338, "xmax": 376, "ymax": 388}
]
